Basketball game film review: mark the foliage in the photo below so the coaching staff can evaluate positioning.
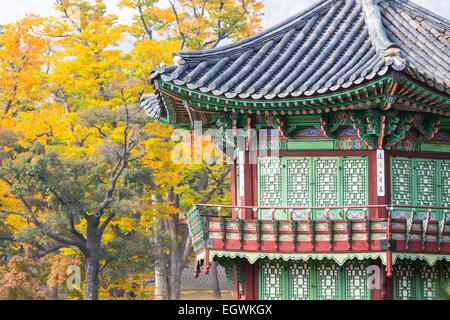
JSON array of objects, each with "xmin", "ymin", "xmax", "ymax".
[
  {"xmin": 0, "ymin": 0, "xmax": 263, "ymax": 300},
  {"xmin": 119, "ymin": 0, "xmax": 264, "ymax": 50},
  {"xmin": 0, "ymin": 250, "xmax": 48, "ymax": 300}
]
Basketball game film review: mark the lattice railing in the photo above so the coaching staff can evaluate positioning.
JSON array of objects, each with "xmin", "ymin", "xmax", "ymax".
[{"xmin": 185, "ymin": 206, "xmax": 207, "ymax": 253}]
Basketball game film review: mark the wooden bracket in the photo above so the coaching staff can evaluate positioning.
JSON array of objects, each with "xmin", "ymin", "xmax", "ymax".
[
  {"xmin": 421, "ymin": 211, "xmax": 431, "ymax": 251},
  {"xmin": 437, "ymin": 210, "xmax": 447, "ymax": 252},
  {"xmin": 238, "ymin": 216, "xmax": 244, "ymax": 250},
  {"xmin": 405, "ymin": 209, "xmax": 415, "ymax": 251}
]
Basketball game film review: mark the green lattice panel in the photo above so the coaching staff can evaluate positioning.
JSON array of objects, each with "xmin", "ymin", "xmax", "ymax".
[
  {"xmin": 419, "ymin": 262, "xmax": 439, "ymax": 300},
  {"xmin": 415, "ymin": 160, "xmax": 437, "ymax": 207},
  {"xmin": 317, "ymin": 260, "xmax": 340, "ymax": 300},
  {"xmin": 344, "ymin": 260, "xmax": 369, "ymax": 300},
  {"xmin": 314, "ymin": 159, "xmax": 339, "ymax": 207},
  {"xmin": 394, "ymin": 260, "xmax": 416, "ymax": 300},
  {"xmin": 391, "ymin": 158, "xmax": 413, "ymax": 205},
  {"xmin": 288, "ymin": 261, "xmax": 312, "ymax": 300},
  {"xmin": 342, "ymin": 158, "xmax": 368, "ymax": 207},
  {"xmin": 259, "ymin": 259, "xmax": 284, "ymax": 300},
  {"xmin": 258, "ymin": 158, "xmax": 283, "ymax": 219},
  {"xmin": 258, "ymin": 158, "xmax": 283, "ymax": 207},
  {"xmin": 445, "ymin": 263, "xmax": 450, "ymax": 293},
  {"xmin": 441, "ymin": 161, "xmax": 450, "ymax": 207},
  {"xmin": 286, "ymin": 158, "xmax": 311, "ymax": 207}
]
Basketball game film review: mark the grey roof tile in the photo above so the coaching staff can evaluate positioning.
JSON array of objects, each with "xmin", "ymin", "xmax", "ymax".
[{"xmin": 144, "ymin": 0, "xmax": 449, "ymax": 118}]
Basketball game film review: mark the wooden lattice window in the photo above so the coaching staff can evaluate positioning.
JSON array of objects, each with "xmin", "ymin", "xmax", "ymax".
[
  {"xmin": 394, "ymin": 259, "xmax": 416, "ymax": 300},
  {"xmin": 288, "ymin": 260, "xmax": 312, "ymax": 300},
  {"xmin": 258, "ymin": 258, "xmax": 371, "ymax": 300},
  {"xmin": 391, "ymin": 158, "xmax": 450, "ymax": 220},
  {"xmin": 316, "ymin": 260, "xmax": 340, "ymax": 300},
  {"xmin": 258, "ymin": 158, "xmax": 283, "ymax": 220},
  {"xmin": 441, "ymin": 161, "xmax": 450, "ymax": 207},
  {"xmin": 257, "ymin": 156, "xmax": 368, "ymax": 220},
  {"xmin": 259, "ymin": 259, "xmax": 284, "ymax": 300},
  {"xmin": 344, "ymin": 260, "xmax": 369, "ymax": 300},
  {"xmin": 419, "ymin": 262, "xmax": 439, "ymax": 300}
]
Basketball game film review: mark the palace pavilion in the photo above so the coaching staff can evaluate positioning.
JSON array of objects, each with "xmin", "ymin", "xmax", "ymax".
[{"xmin": 141, "ymin": 0, "xmax": 450, "ymax": 300}]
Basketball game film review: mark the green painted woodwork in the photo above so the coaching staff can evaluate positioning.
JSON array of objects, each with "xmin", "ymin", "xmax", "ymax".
[
  {"xmin": 286, "ymin": 140, "xmax": 334, "ymax": 151},
  {"xmin": 258, "ymin": 258, "xmax": 370, "ymax": 300},
  {"xmin": 421, "ymin": 142, "xmax": 450, "ymax": 154},
  {"xmin": 419, "ymin": 263, "xmax": 440, "ymax": 300},
  {"xmin": 441, "ymin": 161, "xmax": 450, "ymax": 207},
  {"xmin": 344, "ymin": 260, "xmax": 370, "ymax": 300},
  {"xmin": 259, "ymin": 259, "xmax": 284, "ymax": 300},
  {"xmin": 394, "ymin": 259, "xmax": 416, "ymax": 300},
  {"xmin": 257, "ymin": 157, "xmax": 283, "ymax": 220},
  {"xmin": 257, "ymin": 156, "xmax": 368, "ymax": 220},
  {"xmin": 391, "ymin": 253, "xmax": 450, "ymax": 266},
  {"xmin": 391, "ymin": 157, "xmax": 413, "ymax": 206},
  {"xmin": 390, "ymin": 157, "xmax": 450, "ymax": 220},
  {"xmin": 216, "ymin": 257, "xmax": 235, "ymax": 291},
  {"xmin": 286, "ymin": 158, "xmax": 311, "ymax": 208},
  {"xmin": 393, "ymin": 259, "xmax": 448, "ymax": 300},
  {"xmin": 208, "ymin": 250, "xmax": 388, "ymax": 265},
  {"xmin": 288, "ymin": 260, "xmax": 312, "ymax": 300},
  {"xmin": 316, "ymin": 260, "xmax": 340, "ymax": 300},
  {"xmin": 157, "ymin": 74, "xmax": 450, "ymax": 130},
  {"xmin": 185, "ymin": 206, "xmax": 207, "ymax": 252}
]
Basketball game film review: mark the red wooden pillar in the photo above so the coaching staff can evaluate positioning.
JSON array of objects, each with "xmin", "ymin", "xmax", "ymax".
[
  {"xmin": 242, "ymin": 261, "xmax": 257, "ymax": 300},
  {"xmin": 381, "ymin": 264, "xmax": 394, "ymax": 300},
  {"xmin": 370, "ymin": 259, "xmax": 382, "ymax": 300},
  {"xmin": 239, "ymin": 151, "xmax": 256, "ymax": 219},
  {"xmin": 230, "ymin": 162, "xmax": 237, "ymax": 219},
  {"xmin": 232, "ymin": 262, "xmax": 239, "ymax": 300}
]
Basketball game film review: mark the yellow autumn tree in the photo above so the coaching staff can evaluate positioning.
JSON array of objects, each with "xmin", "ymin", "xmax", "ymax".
[{"xmin": 0, "ymin": 0, "xmax": 174, "ymax": 300}]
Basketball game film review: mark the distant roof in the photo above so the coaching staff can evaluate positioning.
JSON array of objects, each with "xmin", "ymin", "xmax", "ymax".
[{"xmin": 143, "ymin": 0, "xmax": 450, "ymax": 119}]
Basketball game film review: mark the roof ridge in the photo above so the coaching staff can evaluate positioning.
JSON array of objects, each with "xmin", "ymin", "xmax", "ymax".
[
  {"xmin": 361, "ymin": 0, "xmax": 406, "ymax": 70},
  {"xmin": 386, "ymin": 0, "xmax": 450, "ymax": 29},
  {"xmin": 361, "ymin": 0, "xmax": 397, "ymax": 52}
]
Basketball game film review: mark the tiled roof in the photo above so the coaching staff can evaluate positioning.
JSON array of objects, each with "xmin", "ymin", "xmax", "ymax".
[{"xmin": 143, "ymin": 0, "xmax": 450, "ymax": 118}]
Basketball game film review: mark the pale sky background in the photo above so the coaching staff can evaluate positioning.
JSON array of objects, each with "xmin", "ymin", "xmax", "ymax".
[{"xmin": 1, "ymin": 0, "xmax": 449, "ymax": 28}]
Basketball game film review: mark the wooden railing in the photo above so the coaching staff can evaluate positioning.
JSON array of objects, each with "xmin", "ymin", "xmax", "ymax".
[{"xmin": 185, "ymin": 204, "xmax": 449, "ymax": 256}]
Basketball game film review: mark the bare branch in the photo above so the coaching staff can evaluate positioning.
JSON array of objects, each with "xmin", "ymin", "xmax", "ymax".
[{"xmin": 137, "ymin": 0, "xmax": 153, "ymax": 40}]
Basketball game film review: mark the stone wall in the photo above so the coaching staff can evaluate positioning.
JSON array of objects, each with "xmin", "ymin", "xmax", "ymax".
[{"xmin": 181, "ymin": 260, "xmax": 231, "ymax": 290}]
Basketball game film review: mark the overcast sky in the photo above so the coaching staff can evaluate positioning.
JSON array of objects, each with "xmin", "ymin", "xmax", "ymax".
[{"xmin": 1, "ymin": 0, "xmax": 448, "ymax": 30}]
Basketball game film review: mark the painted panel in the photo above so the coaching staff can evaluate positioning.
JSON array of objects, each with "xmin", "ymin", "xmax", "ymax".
[{"xmin": 287, "ymin": 140, "xmax": 334, "ymax": 151}]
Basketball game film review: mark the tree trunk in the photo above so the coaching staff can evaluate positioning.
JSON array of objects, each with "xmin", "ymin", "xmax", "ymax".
[
  {"xmin": 168, "ymin": 264, "xmax": 182, "ymax": 300},
  {"xmin": 48, "ymin": 287, "xmax": 58, "ymax": 300},
  {"xmin": 210, "ymin": 260, "xmax": 222, "ymax": 299},
  {"xmin": 154, "ymin": 261, "xmax": 169, "ymax": 300},
  {"xmin": 84, "ymin": 250, "xmax": 100, "ymax": 300},
  {"xmin": 84, "ymin": 218, "xmax": 101, "ymax": 300}
]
